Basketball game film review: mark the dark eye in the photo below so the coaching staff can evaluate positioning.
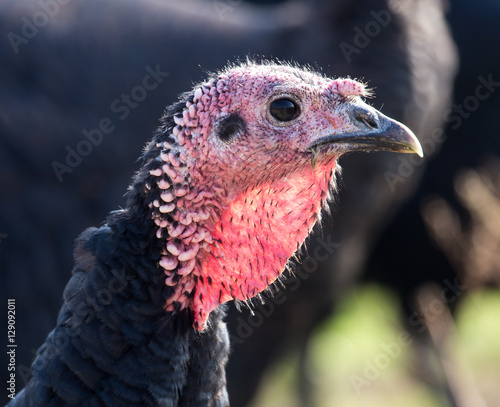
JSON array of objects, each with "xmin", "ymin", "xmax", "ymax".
[{"xmin": 269, "ymin": 98, "xmax": 300, "ymax": 122}]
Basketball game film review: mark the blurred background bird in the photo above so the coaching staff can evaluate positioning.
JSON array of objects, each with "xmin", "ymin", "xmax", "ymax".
[{"xmin": 1, "ymin": 0, "xmax": 499, "ymax": 406}]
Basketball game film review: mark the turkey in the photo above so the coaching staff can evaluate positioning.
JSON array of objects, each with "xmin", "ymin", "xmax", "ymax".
[
  {"xmin": 0, "ymin": 1, "xmax": 457, "ymax": 403},
  {"xmin": 7, "ymin": 62, "xmax": 422, "ymax": 406}
]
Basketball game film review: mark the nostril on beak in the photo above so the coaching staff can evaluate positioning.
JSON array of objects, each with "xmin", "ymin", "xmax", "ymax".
[
  {"xmin": 361, "ymin": 116, "xmax": 379, "ymax": 130},
  {"xmin": 353, "ymin": 108, "xmax": 379, "ymax": 130}
]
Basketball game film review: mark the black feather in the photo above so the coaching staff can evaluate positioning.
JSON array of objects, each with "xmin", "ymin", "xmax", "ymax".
[{"xmin": 10, "ymin": 201, "xmax": 229, "ymax": 406}]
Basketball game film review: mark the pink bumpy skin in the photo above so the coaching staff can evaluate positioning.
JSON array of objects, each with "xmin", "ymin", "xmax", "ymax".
[{"xmin": 144, "ymin": 62, "xmax": 401, "ymax": 330}]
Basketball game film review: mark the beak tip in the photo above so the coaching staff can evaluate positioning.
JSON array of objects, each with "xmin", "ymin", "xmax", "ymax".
[
  {"xmin": 408, "ymin": 138, "xmax": 424, "ymax": 158},
  {"xmin": 404, "ymin": 130, "xmax": 424, "ymax": 158},
  {"xmin": 386, "ymin": 117, "xmax": 423, "ymax": 158}
]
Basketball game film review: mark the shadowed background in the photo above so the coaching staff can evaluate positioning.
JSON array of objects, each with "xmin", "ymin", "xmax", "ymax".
[{"xmin": 1, "ymin": 0, "xmax": 499, "ymax": 405}]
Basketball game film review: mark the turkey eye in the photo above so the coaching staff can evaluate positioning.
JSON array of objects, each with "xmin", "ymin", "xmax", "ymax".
[{"xmin": 269, "ymin": 98, "xmax": 300, "ymax": 122}]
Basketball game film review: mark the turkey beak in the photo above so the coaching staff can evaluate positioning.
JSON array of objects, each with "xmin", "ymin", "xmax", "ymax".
[{"xmin": 309, "ymin": 105, "xmax": 423, "ymax": 158}]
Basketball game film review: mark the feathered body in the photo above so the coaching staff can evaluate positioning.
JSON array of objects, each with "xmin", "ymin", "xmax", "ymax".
[{"xmin": 9, "ymin": 62, "xmax": 421, "ymax": 406}]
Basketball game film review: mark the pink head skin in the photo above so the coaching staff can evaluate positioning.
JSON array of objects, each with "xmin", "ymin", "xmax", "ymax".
[{"xmin": 145, "ymin": 62, "xmax": 422, "ymax": 330}]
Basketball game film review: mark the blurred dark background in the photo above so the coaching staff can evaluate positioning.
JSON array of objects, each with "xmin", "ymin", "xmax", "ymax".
[{"xmin": 1, "ymin": 0, "xmax": 499, "ymax": 406}]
